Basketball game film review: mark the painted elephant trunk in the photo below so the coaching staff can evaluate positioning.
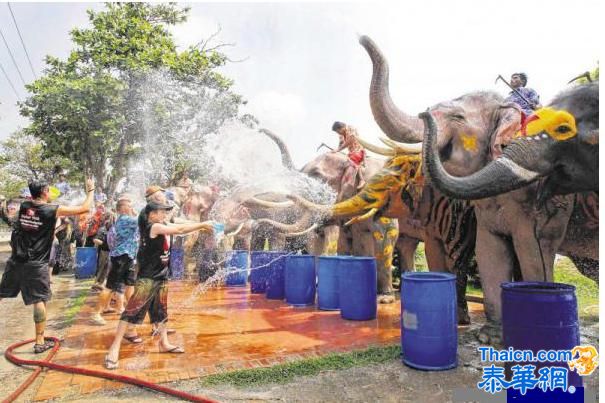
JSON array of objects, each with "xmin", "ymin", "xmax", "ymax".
[
  {"xmin": 421, "ymin": 111, "xmax": 554, "ymax": 199},
  {"xmin": 359, "ymin": 35, "xmax": 424, "ymax": 143}
]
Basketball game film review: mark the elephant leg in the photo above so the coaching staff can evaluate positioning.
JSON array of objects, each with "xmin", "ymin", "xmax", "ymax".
[
  {"xmin": 270, "ymin": 233, "xmax": 286, "ymax": 251},
  {"xmin": 425, "ymin": 237, "xmax": 469, "ymax": 325},
  {"xmin": 371, "ymin": 217, "xmax": 397, "ymax": 304},
  {"xmin": 396, "ymin": 236, "xmax": 419, "ymax": 272},
  {"xmin": 512, "ymin": 230, "xmax": 557, "ymax": 283},
  {"xmin": 337, "ymin": 226, "xmax": 352, "ymax": 255},
  {"xmin": 475, "ymin": 226, "xmax": 516, "ymax": 345},
  {"xmin": 321, "ymin": 225, "xmax": 340, "ymax": 255}
]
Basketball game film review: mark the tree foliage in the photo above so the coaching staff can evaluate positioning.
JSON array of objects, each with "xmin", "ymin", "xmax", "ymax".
[
  {"xmin": 21, "ymin": 3, "xmax": 245, "ymax": 195},
  {"xmin": 0, "ymin": 130, "xmax": 80, "ymax": 197}
]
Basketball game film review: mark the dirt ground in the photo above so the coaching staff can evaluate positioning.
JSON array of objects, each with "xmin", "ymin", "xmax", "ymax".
[{"xmin": 0, "ymin": 250, "xmax": 599, "ymax": 402}]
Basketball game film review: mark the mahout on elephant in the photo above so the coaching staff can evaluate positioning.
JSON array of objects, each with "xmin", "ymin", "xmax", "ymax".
[
  {"xmin": 358, "ymin": 31, "xmax": 598, "ymax": 344},
  {"xmin": 408, "ymin": 78, "xmax": 598, "ymax": 342}
]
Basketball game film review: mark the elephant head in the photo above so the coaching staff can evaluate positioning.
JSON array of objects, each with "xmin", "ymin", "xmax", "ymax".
[
  {"xmin": 360, "ymin": 35, "xmax": 527, "ymax": 178},
  {"xmin": 422, "ymin": 83, "xmax": 599, "ymax": 200}
]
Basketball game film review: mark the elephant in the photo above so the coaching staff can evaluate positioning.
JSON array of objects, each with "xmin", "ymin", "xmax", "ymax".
[
  {"xmin": 359, "ymin": 33, "xmax": 598, "ymax": 343},
  {"xmin": 254, "ymin": 129, "xmax": 481, "ymax": 316},
  {"xmin": 249, "ymin": 129, "xmax": 403, "ymax": 303}
]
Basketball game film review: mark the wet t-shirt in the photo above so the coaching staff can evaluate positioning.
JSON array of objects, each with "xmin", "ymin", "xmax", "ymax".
[
  {"xmin": 11, "ymin": 200, "xmax": 59, "ymax": 264},
  {"xmin": 137, "ymin": 221, "xmax": 170, "ymax": 280}
]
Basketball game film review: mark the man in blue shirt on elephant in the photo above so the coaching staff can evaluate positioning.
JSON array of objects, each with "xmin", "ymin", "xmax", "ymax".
[{"xmin": 505, "ymin": 73, "xmax": 541, "ymax": 115}]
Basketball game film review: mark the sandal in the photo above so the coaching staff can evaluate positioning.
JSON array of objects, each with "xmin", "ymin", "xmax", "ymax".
[
  {"xmin": 33, "ymin": 340, "xmax": 55, "ymax": 354},
  {"xmin": 160, "ymin": 345, "xmax": 185, "ymax": 354},
  {"xmin": 151, "ymin": 328, "xmax": 176, "ymax": 336},
  {"xmin": 104, "ymin": 354, "xmax": 119, "ymax": 370},
  {"xmin": 123, "ymin": 334, "xmax": 143, "ymax": 344}
]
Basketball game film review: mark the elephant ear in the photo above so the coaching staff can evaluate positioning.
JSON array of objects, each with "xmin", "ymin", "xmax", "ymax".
[{"xmin": 489, "ymin": 104, "xmax": 523, "ymax": 160}]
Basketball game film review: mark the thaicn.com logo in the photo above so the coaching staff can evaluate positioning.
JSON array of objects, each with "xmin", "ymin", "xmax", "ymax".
[{"xmin": 476, "ymin": 345, "xmax": 598, "ymax": 395}]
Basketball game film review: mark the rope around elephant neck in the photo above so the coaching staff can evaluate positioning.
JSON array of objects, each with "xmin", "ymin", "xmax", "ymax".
[{"xmin": 533, "ymin": 219, "xmax": 548, "ymax": 282}]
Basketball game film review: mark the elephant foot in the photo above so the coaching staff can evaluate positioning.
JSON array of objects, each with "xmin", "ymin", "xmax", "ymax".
[
  {"xmin": 457, "ymin": 305, "xmax": 471, "ymax": 325},
  {"xmin": 377, "ymin": 294, "xmax": 396, "ymax": 304},
  {"xmin": 477, "ymin": 323, "xmax": 502, "ymax": 346}
]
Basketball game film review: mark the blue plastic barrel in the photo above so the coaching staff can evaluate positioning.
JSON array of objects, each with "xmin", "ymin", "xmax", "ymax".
[
  {"xmin": 250, "ymin": 251, "xmax": 271, "ymax": 293},
  {"xmin": 502, "ymin": 282, "xmax": 582, "ymax": 387},
  {"xmin": 317, "ymin": 256, "xmax": 342, "ymax": 310},
  {"xmin": 169, "ymin": 247, "xmax": 185, "ymax": 280},
  {"xmin": 401, "ymin": 272, "xmax": 457, "ymax": 370},
  {"xmin": 265, "ymin": 251, "xmax": 287, "ymax": 299},
  {"xmin": 75, "ymin": 247, "xmax": 97, "ymax": 279},
  {"xmin": 225, "ymin": 250, "xmax": 248, "ymax": 286},
  {"xmin": 285, "ymin": 255, "xmax": 316, "ymax": 306},
  {"xmin": 339, "ymin": 257, "xmax": 377, "ymax": 320}
]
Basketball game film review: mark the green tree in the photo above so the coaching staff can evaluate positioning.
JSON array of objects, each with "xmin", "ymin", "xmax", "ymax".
[
  {"xmin": 21, "ymin": 3, "xmax": 245, "ymax": 195},
  {"xmin": 0, "ymin": 130, "xmax": 80, "ymax": 197}
]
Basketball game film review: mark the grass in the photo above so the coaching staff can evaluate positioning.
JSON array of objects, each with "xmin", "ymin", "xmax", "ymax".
[
  {"xmin": 412, "ymin": 243, "xmax": 597, "ymax": 318},
  {"xmin": 62, "ymin": 279, "xmax": 93, "ymax": 327},
  {"xmin": 200, "ymin": 345, "xmax": 401, "ymax": 387},
  {"xmin": 554, "ymin": 256, "xmax": 599, "ymax": 320}
]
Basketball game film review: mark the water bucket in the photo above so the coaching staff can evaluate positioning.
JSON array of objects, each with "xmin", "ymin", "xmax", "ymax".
[
  {"xmin": 75, "ymin": 247, "xmax": 97, "ymax": 279},
  {"xmin": 317, "ymin": 256, "xmax": 342, "ymax": 310},
  {"xmin": 225, "ymin": 250, "xmax": 248, "ymax": 286},
  {"xmin": 401, "ymin": 272, "xmax": 457, "ymax": 370},
  {"xmin": 285, "ymin": 255, "xmax": 316, "ymax": 306},
  {"xmin": 265, "ymin": 251, "xmax": 287, "ymax": 299},
  {"xmin": 250, "ymin": 251, "xmax": 271, "ymax": 293},
  {"xmin": 339, "ymin": 257, "xmax": 377, "ymax": 320},
  {"xmin": 501, "ymin": 282, "xmax": 582, "ymax": 387},
  {"xmin": 169, "ymin": 247, "xmax": 185, "ymax": 280}
]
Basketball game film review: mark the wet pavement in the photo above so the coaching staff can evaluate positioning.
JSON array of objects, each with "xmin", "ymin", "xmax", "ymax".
[
  {"xmin": 1, "ymin": 250, "xmax": 598, "ymax": 402},
  {"xmin": 34, "ymin": 282, "xmax": 489, "ymax": 400}
]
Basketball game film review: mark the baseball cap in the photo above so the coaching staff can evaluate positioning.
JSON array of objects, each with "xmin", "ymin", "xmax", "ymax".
[
  {"xmin": 145, "ymin": 185, "xmax": 165, "ymax": 198},
  {"xmin": 146, "ymin": 200, "xmax": 174, "ymax": 211}
]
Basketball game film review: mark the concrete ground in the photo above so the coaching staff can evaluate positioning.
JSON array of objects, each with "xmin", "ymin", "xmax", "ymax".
[{"xmin": 0, "ymin": 249, "xmax": 599, "ymax": 402}]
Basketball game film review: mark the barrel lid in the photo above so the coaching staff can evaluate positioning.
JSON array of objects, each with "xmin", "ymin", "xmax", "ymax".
[
  {"xmin": 402, "ymin": 272, "xmax": 456, "ymax": 281},
  {"xmin": 501, "ymin": 281, "xmax": 576, "ymax": 294}
]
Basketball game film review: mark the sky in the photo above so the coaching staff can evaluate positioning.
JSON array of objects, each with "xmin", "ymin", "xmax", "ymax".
[{"xmin": 0, "ymin": 1, "xmax": 601, "ymax": 167}]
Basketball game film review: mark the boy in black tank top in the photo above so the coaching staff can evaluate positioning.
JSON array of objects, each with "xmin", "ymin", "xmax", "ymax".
[
  {"xmin": 0, "ymin": 178, "xmax": 95, "ymax": 353},
  {"xmin": 104, "ymin": 200, "xmax": 214, "ymax": 369}
]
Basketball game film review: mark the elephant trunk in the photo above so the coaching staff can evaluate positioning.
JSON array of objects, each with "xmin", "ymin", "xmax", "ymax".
[
  {"xmin": 256, "ymin": 210, "xmax": 317, "ymax": 235},
  {"xmin": 288, "ymin": 193, "xmax": 377, "ymax": 219},
  {"xmin": 359, "ymin": 35, "xmax": 424, "ymax": 143},
  {"xmin": 258, "ymin": 128, "xmax": 296, "ymax": 169},
  {"xmin": 421, "ymin": 111, "xmax": 552, "ymax": 199}
]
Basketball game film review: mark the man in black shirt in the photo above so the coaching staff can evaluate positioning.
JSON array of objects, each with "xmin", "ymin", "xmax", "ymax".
[
  {"xmin": 0, "ymin": 178, "xmax": 95, "ymax": 353},
  {"xmin": 104, "ymin": 200, "xmax": 213, "ymax": 369}
]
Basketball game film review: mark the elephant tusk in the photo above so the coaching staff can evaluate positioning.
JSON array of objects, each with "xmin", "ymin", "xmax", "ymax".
[
  {"xmin": 244, "ymin": 197, "xmax": 294, "ymax": 208},
  {"xmin": 286, "ymin": 223, "xmax": 319, "ymax": 237},
  {"xmin": 379, "ymin": 137, "xmax": 423, "ymax": 154},
  {"xmin": 345, "ymin": 208, "xmax": 378, "ymax": 226},
  {"xmin": 225, "ymin": 221, "xmax": 247, "ymax": 238},
  {"xmin": 356, "ymin": 136, "xmax": 396, "ymax": 156}
]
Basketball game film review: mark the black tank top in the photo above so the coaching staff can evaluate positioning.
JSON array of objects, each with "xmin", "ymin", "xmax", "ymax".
[
  {"xmin": 137, "ymin": 221, "xmax": 170, "ymax": 280},
  {"xmin": 12, "ymin": 200, "xmax": 59, "ymax": 264}
]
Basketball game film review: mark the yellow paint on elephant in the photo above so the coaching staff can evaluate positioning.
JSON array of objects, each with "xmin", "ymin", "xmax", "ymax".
[
  {"xmin": 383, "ymin": 244, "xmax": 393, "ymax": 256},
  {"xmin": 373, "ymin": 231, "xmax": 384, "ymax": 241},
  {"xmin": 386, "ymin": 228, "xmax": 399, "ymax": 239},
  {"xmin": 459, "ymin": 132, "xmax": 478, "ymax": 152},
  {"xmin": 379, "ymin": 217, "xmax": 392, "ymax": 224},
  {"xmin": 517, "ymin": 107, "xmax": 577, "ymax": 141},
  {"xmin": 323, "ymin": 240, "xmax": 338, "ymax": 255}
]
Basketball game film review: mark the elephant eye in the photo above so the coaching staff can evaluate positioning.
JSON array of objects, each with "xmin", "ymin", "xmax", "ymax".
[
  {"xmin": 450, "ymin": 113, "xmax": 465, "ymax": 121},
  {"xmin": 555, "ymin": 125, "xmax": 571, "ymax": 134}
]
